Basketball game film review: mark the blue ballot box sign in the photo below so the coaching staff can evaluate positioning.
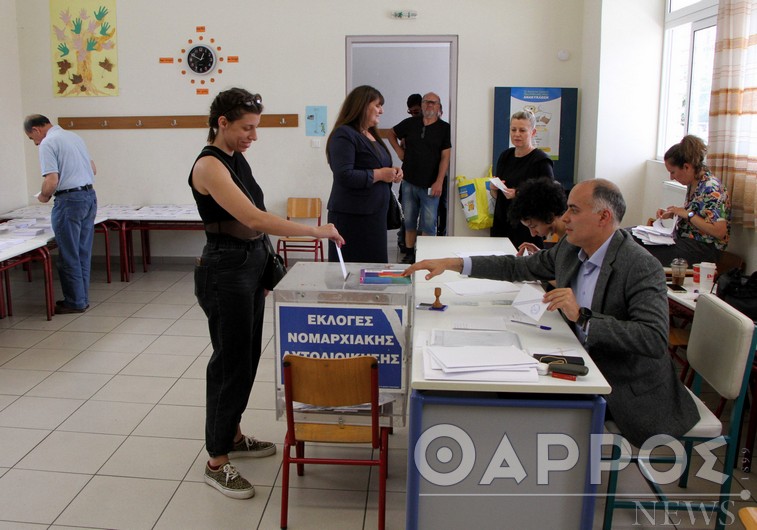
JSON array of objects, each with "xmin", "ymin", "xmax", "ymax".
[{"xmin": 276, "ymin": 304, "xmax": 406, "ymax": 389}]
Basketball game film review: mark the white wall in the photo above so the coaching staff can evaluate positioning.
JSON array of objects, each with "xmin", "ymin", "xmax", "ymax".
[
  {"xmin": 1, "ymin": 0, "xmax": 27, "ymax": 213},
  {"xmin": 19, "ymin": 1, "xmax": 753, "ymax": 268},
  {"xmin": 592, "ymin": 0, "xmax": 664, "ymax": 225},
  {"xmin": 13, "ymin": 0, "xmax": 586, "ymax": 255}
]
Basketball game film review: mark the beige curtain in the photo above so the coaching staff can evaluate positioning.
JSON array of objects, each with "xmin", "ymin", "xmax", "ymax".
[{"xmin": 708, "ymin": 0, "xmax": 757, "ymax": 229}]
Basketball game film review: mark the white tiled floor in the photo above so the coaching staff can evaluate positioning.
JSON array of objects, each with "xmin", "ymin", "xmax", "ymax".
[{"xmin": 0, "ymin": 252, "xmax": 756, "ymax": 529}]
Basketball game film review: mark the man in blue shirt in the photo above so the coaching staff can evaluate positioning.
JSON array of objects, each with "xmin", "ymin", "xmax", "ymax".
[{"xmin": 24, "ymin": 114, "xmax": 97, "ymax": 314}]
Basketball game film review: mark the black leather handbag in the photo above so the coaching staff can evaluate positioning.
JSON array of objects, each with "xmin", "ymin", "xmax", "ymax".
[
  {"xmin": 262, "ymin": 234, "xmax": 287, "ymax": 290},
  {"xmin": 387, "ymin": 189, "xmax": 403, "ymax": 230},
  {"xmin": 716, "ymin": 267, "xmax": 757, "ymax": 321}
]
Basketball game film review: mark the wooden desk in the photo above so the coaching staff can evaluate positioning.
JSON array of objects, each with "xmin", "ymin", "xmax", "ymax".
[
  {"xmin": 405, "ymin": 237, "xmax": 611, "ymax": 530},
  {"xmin": 101, "ymin": 205, "xmax": 202, "ymax": 282}
]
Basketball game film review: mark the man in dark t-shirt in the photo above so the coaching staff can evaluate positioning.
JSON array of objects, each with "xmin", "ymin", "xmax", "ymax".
[{"xmin": 388, "ymin": 92, "xmax": 451, "ymax": 263}]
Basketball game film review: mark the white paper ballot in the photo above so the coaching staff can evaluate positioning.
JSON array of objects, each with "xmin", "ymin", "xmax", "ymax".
[
  {"xmin": 427, "ymin": 344, "xmax": 538, "ymax": 371},
  {"xmin": 489, "ymin": 177, "xmax": 507, "ymax": 192},
  {"xmin": 335, "ymin": 244, "xmax": 348, "ymax": 280},
  {"xmin": 453, "ymin": 316, "xmax": 508, "ymax": 331},
  {"xmin": 512, "ymin": 283, "xmax": 549, "ymax": 321}
]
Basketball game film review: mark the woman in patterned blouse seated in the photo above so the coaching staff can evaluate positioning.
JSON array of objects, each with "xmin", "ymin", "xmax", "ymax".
[{"xmin": 640, "ymin": 135, "xmax": 731, "ymax": 266}]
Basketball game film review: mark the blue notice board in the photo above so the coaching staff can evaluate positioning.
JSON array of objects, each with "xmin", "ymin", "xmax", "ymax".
[
  {"xmin": 493, "ymin": 87, "xmax": 578, "ymax": 190},
  {"xmin": 277, "ymin": 304, "xmax": 406, "ymax": 389}
]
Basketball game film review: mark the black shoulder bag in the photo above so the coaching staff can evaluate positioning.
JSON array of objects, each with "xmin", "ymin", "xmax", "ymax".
[
  {"xmin": 716, "ymin": 267, "xmax": 757, "ymax": 321},
  {"xmin": 387, "ymin": 188, "xmax": 404, "ymax": 230},
  {"xmin": 200, "ymin": 148, "xmax": 287, "ymax": 290}
]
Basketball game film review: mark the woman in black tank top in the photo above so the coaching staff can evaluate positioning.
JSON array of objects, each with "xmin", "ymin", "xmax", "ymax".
[{"xmin": 189, "ymin": 88, "xmax": 344, "ymax": 500}]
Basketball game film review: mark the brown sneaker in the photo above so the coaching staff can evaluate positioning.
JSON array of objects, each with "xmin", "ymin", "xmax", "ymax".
[
  {"xmin": 229, "ymin": 435, "xmax": 277, "ymax": 458},
  {"xmin": 204, "ymin": 462, "xmax": 254, "ymax": 499}
]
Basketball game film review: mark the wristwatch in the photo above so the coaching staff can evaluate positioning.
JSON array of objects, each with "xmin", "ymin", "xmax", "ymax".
[
  {"xmin": 687, "ymin": 210, "xmax": 696, "ymax": 220},
  {"xmin": 576, "ymin": 307, "xmax": 592, "ymax": 330}
]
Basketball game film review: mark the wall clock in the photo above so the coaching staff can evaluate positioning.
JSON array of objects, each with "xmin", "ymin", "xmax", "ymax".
[
  {"xmin": 186, "ymin": 43, "xmax": 216, "ymax": 75},
  {"xmin": 159, "ymin": 27, "xmax": 239, "ymax": 95}
]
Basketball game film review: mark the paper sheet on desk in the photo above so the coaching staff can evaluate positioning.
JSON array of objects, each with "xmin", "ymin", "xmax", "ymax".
[
  {"xmin": 452, "ymin": 308, "xmax": 522, "ymax": 331},
  {"xmin": 453, "ymin": 316, "xmax": 508, "ymax": 331},
  {"xmin": 0, "ymin": 239, "xmax": 27, "ymax": 250},
  {"xmin": 427, "ymin": 345, "xmax": 538, "ymax": 371},
  {"xmin": 446, "ymin": 278, "xmax": 519, "ymax": 296},
  {"xmin": 431, "ymin": 328, "xmax": 522, "ymax": 348},
  {"xmin": 423, "ymin": 350, "xmax": 539, "ymax": 382},
  {"xmin": 512, "ymin": 283, "xmax": 549, "ymax": 321}
]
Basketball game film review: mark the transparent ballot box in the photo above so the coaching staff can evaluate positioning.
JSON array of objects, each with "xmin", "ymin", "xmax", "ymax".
[{"xmin": 273, "ymin": 262, "xmax": 413, "ymax": 428}]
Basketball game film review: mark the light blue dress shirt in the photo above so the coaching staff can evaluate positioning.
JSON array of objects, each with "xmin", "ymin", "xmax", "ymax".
[{"xmin": 572, "ymin": 235, "xmax": 613, "ymax": 342}]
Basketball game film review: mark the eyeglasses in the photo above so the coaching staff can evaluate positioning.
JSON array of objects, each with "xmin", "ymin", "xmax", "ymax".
[
  {"xmin": 421, "ymin": 126, "xmax": 426, "ymax": 139},
  {"xmin": 244, "ymin": 94, "xmax": 263, "ymax": 108},
  {"xmin": 422, "ymin": 99, "xmax": 440, "ymax": 106}
]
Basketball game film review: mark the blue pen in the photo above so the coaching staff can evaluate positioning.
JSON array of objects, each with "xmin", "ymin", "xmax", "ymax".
[{"xmin": 510, "ymin": 319, "xmax": 552, "ymax": 331}]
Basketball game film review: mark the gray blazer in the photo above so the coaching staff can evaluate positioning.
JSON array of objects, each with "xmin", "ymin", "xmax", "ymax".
[{"xmin": 471, "ymin": 230, "xmax": 699, "ymax": 447}]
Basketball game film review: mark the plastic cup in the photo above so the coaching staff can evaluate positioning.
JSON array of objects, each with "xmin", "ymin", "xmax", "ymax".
[
  {"xmin": 699, "ymin": 262, "xmax": 716, "ymax": 293},
  {"xmin": 671, "ymin": 258, "xmax": 688, "ymax": 286},
  {"xmin": 693, "ymin": 263, "xmax": 701, "ymax": 284}
]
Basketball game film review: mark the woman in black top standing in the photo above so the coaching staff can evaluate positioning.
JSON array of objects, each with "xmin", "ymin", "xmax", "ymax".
[
  {"xmin": 490, "ymin": 110, "xmax": 555, "ymax": 248},
  {"xmin": 189, "ymin": 88, "xmax": 343, "ymax": 500}
]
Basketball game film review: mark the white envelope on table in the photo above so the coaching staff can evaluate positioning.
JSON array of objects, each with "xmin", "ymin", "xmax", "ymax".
[{"xmin": 512, "ymin": 283, "xmax": 548, "ymax": 321}]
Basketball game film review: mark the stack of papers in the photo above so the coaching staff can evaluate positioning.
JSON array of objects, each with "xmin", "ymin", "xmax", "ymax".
[
  {"xmin": 0, "ymin": 238, "xmax": 26, "ymax": 251},
  {"xmin": 423, "ymin": 329, "xmax": 539, "ymax": 382},
  {"xmin": 7, "ymin": 218, "xmax": 37, "ymax": 228},
  {"xmin": 427, "ymin": 345, "xmax": 537, "ymax": 372},
  {"xmin": 632, "ymin": 217, "xmax": 677, "ymax": 246},
  {"xmin": 11, "ymin": 228, "xmax": 44, "ymax": 237}
]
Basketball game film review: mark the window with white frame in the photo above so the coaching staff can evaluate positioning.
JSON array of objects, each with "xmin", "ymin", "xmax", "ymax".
[{"xmin": 658, "ymin": 0, "xmax": 718, "ymax": 157}]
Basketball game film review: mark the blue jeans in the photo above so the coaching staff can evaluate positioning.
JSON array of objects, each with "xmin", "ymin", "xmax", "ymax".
[
  {"xmin": 194, "ymin": 234, "xmax": 267, "ymax": 457},
  {"xmin": 51, "ymin": 189, "xmax": 97, "ymax": 309},
  {"xmin": 401, "ymin": 180, "xmax": 440, "ymax": 235}
]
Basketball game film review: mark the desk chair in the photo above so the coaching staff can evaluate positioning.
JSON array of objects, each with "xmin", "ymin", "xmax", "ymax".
[
  {"xmin": 603, "ymin": 294, "xmax": 757, "ymax": 530},
  {"xmin": 667, "ymin": 252, "xmax": 745, "ymax": 391},
  {"xmin": 276, "ymin": 198, "xmax": 324, "ymax": 267},
  {"xmin": 280, "ymin": 354, "xmax": 389, "ymax": 530}
]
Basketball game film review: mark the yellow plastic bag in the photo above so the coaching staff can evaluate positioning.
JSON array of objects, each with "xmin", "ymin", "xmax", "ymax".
[{"xmin": 457, "ymin": 168, "xmax": 495, "ymax": 230}]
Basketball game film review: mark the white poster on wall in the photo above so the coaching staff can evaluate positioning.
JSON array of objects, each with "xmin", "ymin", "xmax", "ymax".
[{"xmin": 510, "ymin": 88, "xmax": 562, "ymax": 159}]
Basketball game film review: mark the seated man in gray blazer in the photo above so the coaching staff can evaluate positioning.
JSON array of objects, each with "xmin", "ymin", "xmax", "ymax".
[{"xmin": 404, "ymin": 179, "xmax": 699, "ymax": 447}]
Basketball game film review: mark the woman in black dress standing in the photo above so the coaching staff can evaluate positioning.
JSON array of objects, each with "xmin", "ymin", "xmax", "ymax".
[{"xmin": 326, "ymin": 85, "xmax": 403, "ymax": 263}]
